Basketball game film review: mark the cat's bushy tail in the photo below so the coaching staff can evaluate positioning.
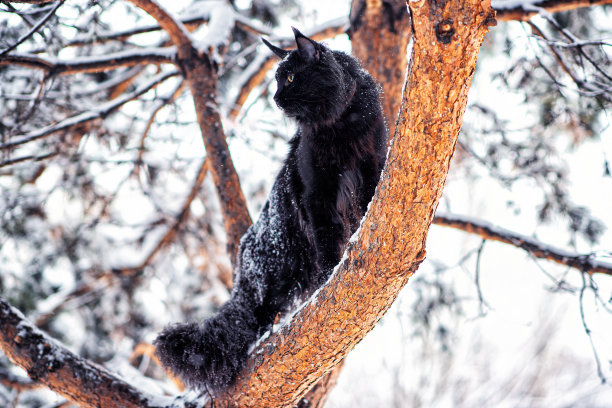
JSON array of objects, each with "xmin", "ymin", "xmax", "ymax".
[{"xmin": 154, "ymin": 299, "xmax": 260, "ymax": 391}]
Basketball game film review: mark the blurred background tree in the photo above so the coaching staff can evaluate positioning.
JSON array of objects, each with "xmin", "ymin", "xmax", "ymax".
[{"xmin": 0, "ymin": 0, "xmax": 611, "ymax": 406}]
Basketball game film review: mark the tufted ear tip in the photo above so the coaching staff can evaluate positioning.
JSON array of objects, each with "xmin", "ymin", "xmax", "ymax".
[
  {"xmin": 291, "ymin": 26, "xmax": 303, "ymax": 38},
  {"xmin": 292, "ymin": 27, "xmax": 319, "ymax": 63},
  {"xmin": 262, "ymin": 37, "xmax": 290, "ymax": 59}
]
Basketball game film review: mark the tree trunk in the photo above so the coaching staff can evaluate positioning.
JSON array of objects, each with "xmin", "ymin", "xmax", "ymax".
[
  {"xmin": 349, "ymin": 0, "xmax": 411, "ymax": 136},
  {"xmin": 212, "ymin": 0, "xmax": 495, "ymax": 406}
]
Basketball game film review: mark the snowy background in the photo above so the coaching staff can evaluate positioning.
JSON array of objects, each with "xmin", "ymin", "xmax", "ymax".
[{"xmin": 0, "ymin": 0, "xmax": 611, "ymax": 406}]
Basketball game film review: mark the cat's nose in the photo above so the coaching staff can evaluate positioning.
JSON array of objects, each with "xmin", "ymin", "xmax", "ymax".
[{"xmin": 273, "ymin": 90, "xmax": 282, "ymax": 105}]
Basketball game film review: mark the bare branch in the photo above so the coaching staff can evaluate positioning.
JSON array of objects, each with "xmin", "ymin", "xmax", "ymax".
[
  {"xmin": 578, "ymin": 273, "xmax": 607, "ymax": 383},
  {"xmin": 0, "ymin": 151, "xmax": 57, "ymax": 168},
  {"xmin": 433, "ymin": 213, "xmax": 612, "ymax": 276}
]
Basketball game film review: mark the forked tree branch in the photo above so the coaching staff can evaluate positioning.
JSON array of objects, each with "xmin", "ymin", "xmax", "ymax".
[
  {"xmin": 125, "ymin": 0, "xmax": 253, "ymax": 262},
  {"xmin": 433, "ymin": 213, "xmax": 612, "ymax": 276},
  {"xmin": 0, "ymin": 0, "xmax": 494, "ymax": 405},
  {"xmin": 210, "ymin": 0, "xmax": 495, "ymax": 406}
]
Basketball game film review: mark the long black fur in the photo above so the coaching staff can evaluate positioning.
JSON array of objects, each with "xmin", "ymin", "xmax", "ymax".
[{"xmin": 154, "ymin": 27, "xmax": 387, "ymax": 392}]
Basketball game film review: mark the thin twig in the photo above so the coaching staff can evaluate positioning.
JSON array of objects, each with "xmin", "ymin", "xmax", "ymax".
[
  {"xmin": 578, "ymin": 272, "xmax": 607, "ymax": 384},
  {"xmin": 0, "ymin": 0, "xmax": 64, "ymax": 56},
  {"xmin": 117, "ymin": 158, "xmax": 209, "ymax": 275},
  {"xmin": 134, "ymin": 80, "xmax": 185, "ymax": 174},
  {"xmin": 0, "ymin": 70, "xmax": 179, "ymax": 151},
  {"xmin": 474, "ymin": 239, "xmax": 490, "ymax": 316}
]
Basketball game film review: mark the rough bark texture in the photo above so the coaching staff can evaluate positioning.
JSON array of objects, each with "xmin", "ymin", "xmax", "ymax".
[
  {"xmin": 209, "ymin": 1, "xmax": 494, "ymax": 406},
  {"xmin": 349, "ymin": 0, "xmax": 411, "ymax": 136},
  {"xmin": 182, "ymin": 49, "xmax": 253, "ymax": 264},
  {"xmin": 0, "ymin": 298, "xmax": 161, "ymax": 408}
]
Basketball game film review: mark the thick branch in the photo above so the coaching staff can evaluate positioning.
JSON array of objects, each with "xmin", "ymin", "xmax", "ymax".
[
  {"xmin": 0, "ymin": 297, "xmax": 167, "ymax": 407},
  {"xmin": 126, "ymin": 0, "xmax": 192, "ymax": 54},
  {"xmin": 208, "ymin": 1, "xmax": 495, "ymax": 406},
  {"xmin": 185, "ymin": 55, "xmax": 253, "ymax": 264},
  {"xmin": 122, "ymin": 0, "xmax": 252, "ymax": 261},
  {"xmin": 433, "ymin": 213, "xmax": 612, "ymax": 276},
  {"xmin": 349, "ymin": 0, "xmax": 410, "ymax": 135}
]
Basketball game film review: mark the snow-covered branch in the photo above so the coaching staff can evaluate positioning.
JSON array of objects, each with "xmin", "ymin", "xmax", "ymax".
[
  {"xmin": 0, "ymin": 297, "xmax": 172, "ymax": 408},
  {"xmin": 0, "ymin": 70, "xmax": 179, "ymax": 151},
  {"xmin": 433, "ymin": 213, "xmax": 612, "ymax": 276},
  {"xmin": 126, "ymin": 0, "xmax": 192, "ymax": 57},
  {"xmin": 0, "ymin": 0, "xmax": 64, "ymax": 56},
  {"xmin": 0, "ymin": 47, "xmax": 176, "ymax": 74},
  {"xmin": 493, "ymin": 0, "xmax": 612, "ymax": 21}
]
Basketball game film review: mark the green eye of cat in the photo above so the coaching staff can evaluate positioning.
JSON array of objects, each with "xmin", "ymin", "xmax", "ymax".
[{"xmin": 287, "ymin": 73, "xmax": 294, "ymax": 83}]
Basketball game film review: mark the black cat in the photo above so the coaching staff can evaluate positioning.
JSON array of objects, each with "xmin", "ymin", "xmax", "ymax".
[{"xmin": 154, "ymin": 28, "xmax": 386, "ymax": 392}]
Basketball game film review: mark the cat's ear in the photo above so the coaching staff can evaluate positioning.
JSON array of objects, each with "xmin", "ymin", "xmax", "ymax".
[
  {"xmin": 292, "ymin": 27, "xmax": 319, "ymax": 63},
  {"xmin": 262, "ymin": 38, "xmax": 290, "ymax": 59}
]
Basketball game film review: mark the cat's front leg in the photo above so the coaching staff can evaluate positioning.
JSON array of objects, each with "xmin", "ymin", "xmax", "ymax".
[{"xmin": 306, "ymin": 198, "xmax": 345, "ymax": 282}]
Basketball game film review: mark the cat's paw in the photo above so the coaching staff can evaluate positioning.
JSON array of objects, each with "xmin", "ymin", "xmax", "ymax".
[{"xmin": 154, "ymin": 310, "xmax": 256, "ymax": 391}]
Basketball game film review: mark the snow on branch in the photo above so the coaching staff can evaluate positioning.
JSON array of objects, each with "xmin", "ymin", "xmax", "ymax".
[
  {"xmin": 0, "ymin": 297, "xmax": 175, "ymax": 408},
  {"xmin": 0, "ymin": 70, "xmax": 179, "ymax": 151},
  {"xmin": 4, "ymin": 0, "xmax": 55, "ymax": 3},
  {"xmin": 127, "ymin": 0, "xmax": 192, "ymax": 55},
  {"xmin": 493, "ymin": 0, "xmax": 612, "ymax": 21},
  {"xmin": 0, "ymin": 0, "xmax": 64, "ymax": 56},
  {"xmin": 0, "ymin": 47, "xmax": 176, "ymax": 75},
  {"xmin": 433, "ymin": 212, "xmax": 612, "ymax": 276}
]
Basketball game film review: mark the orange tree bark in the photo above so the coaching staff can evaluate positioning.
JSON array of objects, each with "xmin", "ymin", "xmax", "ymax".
[
  {"xmin": 0, "ymin": 297, "xmax": 162, "ymax": 408},
  {"xmin": 209, "ymin": 0, "xmax": 496, "ymax": 406},
  {"xmin": 349, "ymin": 0, "xmax": 411, "ymax": 136}
]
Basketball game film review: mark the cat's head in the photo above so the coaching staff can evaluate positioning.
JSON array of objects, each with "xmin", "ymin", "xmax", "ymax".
[{"xmin": 262, "ymin": 28, "xmax": 355, "ymax": 126}]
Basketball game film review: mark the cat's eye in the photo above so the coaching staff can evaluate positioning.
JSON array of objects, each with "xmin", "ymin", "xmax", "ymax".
[{"xmin": 287, "ymin": 73, "xmax": 294, "ymax": 83}]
